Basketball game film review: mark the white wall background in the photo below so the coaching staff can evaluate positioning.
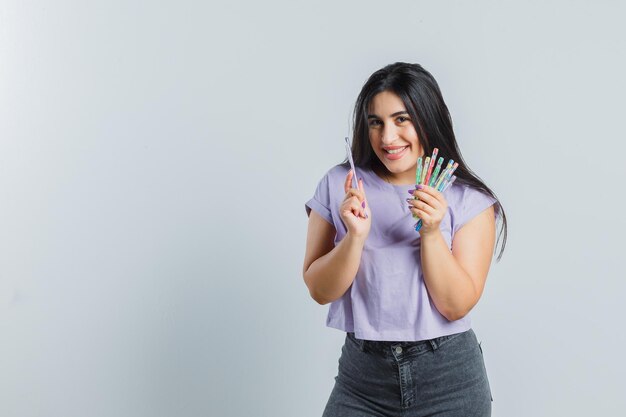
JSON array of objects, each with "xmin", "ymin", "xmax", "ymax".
[{"xmin": 1, "ymin": 1, "xmax": 625, "ymax": 416}]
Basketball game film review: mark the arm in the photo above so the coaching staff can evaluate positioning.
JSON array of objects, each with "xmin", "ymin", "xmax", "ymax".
[
  {"xmin": 420, "ymin": 205, "xmax": 496, "ymax": 321},
  {"xmin": 303, "ymin": 170, "xmax": 371, "ymax": 305},
  {"xmin": 408, "ymin": 183, "xmax": 496, "ymax": 321},
  {"xmin": 302, "ymin": 210, "xmax": 366, "ymax": 305}
]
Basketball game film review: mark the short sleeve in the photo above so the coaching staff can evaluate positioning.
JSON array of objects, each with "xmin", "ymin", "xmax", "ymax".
[
  {"xmin": 305, "ymin": 172, "xmax": 333, "ymax": 225},
  {"xmin": 451, "ymin": 186, "xmax": 498, "ymax": 235}
]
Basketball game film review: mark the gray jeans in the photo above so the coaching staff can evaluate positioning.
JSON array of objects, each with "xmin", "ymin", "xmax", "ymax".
[{"xmin": 322, "ymin": 328, "xmax": 492, "ymax": 417}]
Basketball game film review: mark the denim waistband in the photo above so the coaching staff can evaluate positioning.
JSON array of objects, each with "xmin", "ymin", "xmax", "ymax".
[{"xmin": 347, "ymin": 329, "xmax": 470, "ymax": 355}]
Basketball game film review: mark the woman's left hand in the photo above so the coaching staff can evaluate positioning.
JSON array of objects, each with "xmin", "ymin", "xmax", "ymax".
[{"xmin": 407, "ymin": 184, "xmax": 448, "ymax": 235}]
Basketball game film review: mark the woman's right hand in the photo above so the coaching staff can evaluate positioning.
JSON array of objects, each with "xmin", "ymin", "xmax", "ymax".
[{"xmin": 339, "ymin": 169, "xmax": 371, "ymax": 239}]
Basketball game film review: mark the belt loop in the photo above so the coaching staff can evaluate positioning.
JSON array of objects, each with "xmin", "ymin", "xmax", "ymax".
[
  {"xmin": 358, "ymin": 338, "xmax": 366, "ymax": 352},
  {"xmin": 350, "ymin": 332, "xmax": 366, "ymax": 352},
  {"xmin": 429, "ymin": 339, "xmax": 438, "ymax": 351}
]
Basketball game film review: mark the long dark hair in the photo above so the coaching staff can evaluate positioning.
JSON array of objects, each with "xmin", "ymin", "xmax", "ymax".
[{"xmin": 346, "ymin": 62, "xmax": 508, "ymax": 261}]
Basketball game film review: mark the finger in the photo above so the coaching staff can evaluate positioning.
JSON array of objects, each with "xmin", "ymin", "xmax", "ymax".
[
  {"xmin": 358, "ymin": 178, "xmax": 368, "ymax": 206},
  {"xmin": 358, "ymin": 177, "xmax": 364, "ymax": 192},
  {"xmin": 343, "ymin": 200, "xmax": 359, "ymax": 218},
  {"xmin": 344, "ymin": 196, "xmax": 362, "ymax": 217},
  {"xmin": 417, "ymin": 184, "xmax": 444, "ymax": 201},
  {"xmin": 345, "ymin": 188, "xmax": 365, "ymax": 203},
  {"xmin": 346, "ymin": 191, "xmax": 369, "ymax": 219},
  {"xmin": 352, "ymin": 195, "xmax": 367, "ymax": 219},
  {"xmin": 411, "ymin": 207, "xmax": 430, "ymax": 221},
  {"xmin": 414, "ymin": 190, "xmax": 441, "ymax": 209},
  {"xmin": 408, "ymin": 199, "xmax": 434, "ymax": 214},
  {"xmin": 409, "ymin": 205, "xmax": 420, "ymax": 217}
]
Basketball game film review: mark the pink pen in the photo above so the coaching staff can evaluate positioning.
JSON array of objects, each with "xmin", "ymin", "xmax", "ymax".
[{"xmin": 423, "ymin": 148, "xmax": 438, "ymax": 185}]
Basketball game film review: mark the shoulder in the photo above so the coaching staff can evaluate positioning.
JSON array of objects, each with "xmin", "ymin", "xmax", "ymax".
[
  {"xmin": 314, "ymin": 163, "xmax": 351, "ymax": 189},
  {"xmin": 445, "ymin": 182, "xmax": 497, "ymax": 235},
  {"xmin": 446, "ymin": 182, "xmax": 496, "ymax": 206},
  {"xmin": 326, "ymin": 163, "xmax": 350, "ymax": 180},
  {"xmin": 305, "ymin": 163, "xmax": 350, "ymax": 216}
]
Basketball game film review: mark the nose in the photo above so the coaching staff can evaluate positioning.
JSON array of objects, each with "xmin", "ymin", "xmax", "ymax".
[{"xmin": 381, "ymin": 123, "xmax": 399, "ymax": 145}]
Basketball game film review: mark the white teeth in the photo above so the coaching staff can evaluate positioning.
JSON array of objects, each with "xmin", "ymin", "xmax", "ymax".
[{"xmin": 385, "ymin": 146, "xmax": 408, "ymax": 154}]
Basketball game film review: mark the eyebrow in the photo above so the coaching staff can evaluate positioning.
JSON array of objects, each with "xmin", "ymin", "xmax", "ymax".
[{"xmin": 367, "ymin": 111, "xmax": 409, "ymax": 119}]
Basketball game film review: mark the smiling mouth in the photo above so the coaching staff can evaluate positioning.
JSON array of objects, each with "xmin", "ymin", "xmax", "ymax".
[{"xmin": 384, "ymin": 146, "xmax": 409, "ymax": 154}]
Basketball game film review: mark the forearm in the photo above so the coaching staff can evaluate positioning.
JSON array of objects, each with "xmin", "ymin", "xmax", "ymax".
[
  {"xmin": 304, "ymin": 233, "xmax": 366, "ymax": 305},
  {"xmin": 420, "ymin": 230, "xmax": 477, "ymax": 321}
]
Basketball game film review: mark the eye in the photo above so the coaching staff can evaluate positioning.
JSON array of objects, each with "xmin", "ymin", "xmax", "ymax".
[
  {"xmin": 397, "ymin": 116, "xmax": 410, "ymax": 123},
  {"xmin": 368, "ymin": 119, "xmax": 382, "ymax": 126}
]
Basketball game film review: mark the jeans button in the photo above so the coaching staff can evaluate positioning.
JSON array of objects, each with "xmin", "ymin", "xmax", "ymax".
[{"xmin": 395, "ymin": 346, "xmax": 403, "ymax": 354}]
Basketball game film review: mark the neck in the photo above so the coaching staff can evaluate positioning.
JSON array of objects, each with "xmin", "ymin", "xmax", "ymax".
[{"xmin": 375, "ymin": 165, "xmax": 416, "ymax": 186}]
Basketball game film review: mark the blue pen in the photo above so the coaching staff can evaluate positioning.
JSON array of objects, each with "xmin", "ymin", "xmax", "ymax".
[
  {"xmin": 442, "ymin": 175, "xmax": 457, "ymax": 192},
  {"xmin": 435, "ymin": 160, "xmax": 454, "ymax": 190}
]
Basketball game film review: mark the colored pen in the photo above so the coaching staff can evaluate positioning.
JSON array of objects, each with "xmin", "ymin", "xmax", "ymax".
[
  {"xmin": 416, "ymin": 157, "xmax": 423, "ymax": 186},
  {"xmin": 345, "ymin": 137, "xmax": 358, "ymax": 190},
  {"xmin": 412, "ymin": 157, "xmax": 428, "ymax": 220},
  {"xmin": 428, "ymin": 157, "xmax": 445, "ymax": 187},
  {"xmin": 420, "ymin": 156, "xmax": 430, "ymax": 184},
  {"xmin": 439, "ymin": 163, "xmax": 458, "ymax": 190},
  {"xmin": 435, "ymin": 160, "xmax": 454, "ymax": 190},
  {"xmin": 423, "ymin": 148, "xmax": 438, "ymax": 185},
  {"xmin": 442, "ymin": 175, "xmax": 457, "ymax": 192},
  {"xmin": 446, "ymin": 162, "xmax": 459, "ymax": 179}
]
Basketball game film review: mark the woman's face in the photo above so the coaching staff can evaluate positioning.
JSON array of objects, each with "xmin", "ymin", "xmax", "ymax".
[{"xmin": 368, "ymin": 91, "xmax": 423, "ymax": 183}]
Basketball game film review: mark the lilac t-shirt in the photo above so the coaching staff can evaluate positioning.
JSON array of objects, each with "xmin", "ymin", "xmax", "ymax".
[{"xmin": 305, "ymin": 163, "xmax": 498, "ymax": 342}]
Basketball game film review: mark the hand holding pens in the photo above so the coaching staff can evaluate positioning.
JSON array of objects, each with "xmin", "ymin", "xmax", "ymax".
[{"xmin": 410, "ymin": 148, "xmax": 458, "ymax": 232}]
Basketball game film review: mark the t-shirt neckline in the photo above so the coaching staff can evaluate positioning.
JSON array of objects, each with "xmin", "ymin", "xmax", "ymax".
[{"xmin": 366, "ymin": 166, "xmax": 417, "ymax": 190}]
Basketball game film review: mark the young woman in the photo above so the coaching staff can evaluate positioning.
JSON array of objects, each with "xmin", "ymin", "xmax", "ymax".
[{"xmin": 303, "ymin": 62, "xmax": 508, "ymax": 416}]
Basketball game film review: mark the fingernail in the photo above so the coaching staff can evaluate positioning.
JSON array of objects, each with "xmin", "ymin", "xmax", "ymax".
[
  {"xmin": 406, "ymin": 198, "xmax": 413, "ymax": 202},
  {"xmin": 362, "ymin": 201, "xmax": 366, "ymax": 208},
  {"xmin": 407, "ymin": 190, "xmax": 415, "ymax": 195},
  {"xmin": 417, "ymin": 185, "xmax": 424, "ymax": 190}
]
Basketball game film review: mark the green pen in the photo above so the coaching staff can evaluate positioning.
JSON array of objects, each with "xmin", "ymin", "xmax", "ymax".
[
  {"xmin": 415, "ymin": 157, "xmax": 423, "ymax": 186},
  {"xmin": 420, "ymin": 157, "xmax": 430, "ymax": 184},
  {"xmin": 428, "ymin": 157, "xmax": 445, "ymax": 187},
  {"xmin": 413, "ymin": 157, "xmax": 425, "ymax": 219}
]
